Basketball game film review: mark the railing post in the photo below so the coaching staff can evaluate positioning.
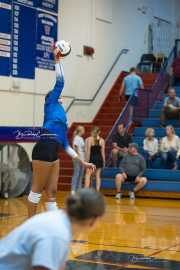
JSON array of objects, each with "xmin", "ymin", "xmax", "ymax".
[{"xmin": 147, "ymin": 90, "xmax": 150, "ymax": 118}]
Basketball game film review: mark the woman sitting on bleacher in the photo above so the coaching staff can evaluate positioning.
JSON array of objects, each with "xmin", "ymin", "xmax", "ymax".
[
  {"xmin": 160, "ymin": 125, "xmax": 180, "ymax": 170},
  {"xmin": 143, "ymin": 128, "xmax": 159, "ymax": 168}
]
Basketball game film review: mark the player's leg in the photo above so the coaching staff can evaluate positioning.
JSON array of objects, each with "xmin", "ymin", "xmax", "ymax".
[
  {"xmin": 71, "ymin": 160, "xmax": 81, "ymax": 193},
  {"xmin": 45, "ymin": 159, "xmax": 60, "ymax": 211},
  {"xmin": 95, "ymin": 168, "xmax": 101, "ymax": 191},
  {"xmin": 77, "ymin": 163, "xmax": 85, "ymax": 190},
  {"xmin": 115, "ymin": 173, "xmax": 125, "ymax": 199},
  {"xmin": 28, "ymin": 160, "xmax": 52, "ymax": 217},
  {"xmin": 84, "ymin": 168, "xmax": 93, "ymax": 188},
  {"xmin": 45, "ymin": 49, "xmax": 64, "ymax": 104},
  {"xmin": 134, "ymin": 177, "xmax": 147, "ymax": 193}
]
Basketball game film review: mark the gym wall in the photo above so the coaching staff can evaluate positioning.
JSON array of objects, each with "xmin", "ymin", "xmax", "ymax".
[{"xmin": 0, "ymin": 0, "xmax": 179, "ymax": 128}]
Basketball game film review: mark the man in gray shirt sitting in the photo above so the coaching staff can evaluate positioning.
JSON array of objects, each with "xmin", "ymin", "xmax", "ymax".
[
  {"xmin": 115, "ymin": 143, "xmax": 147, "ymax": 200},
  {"xmin": 160, "ymin": 88, "xmax": 180, "ymax": 127}
]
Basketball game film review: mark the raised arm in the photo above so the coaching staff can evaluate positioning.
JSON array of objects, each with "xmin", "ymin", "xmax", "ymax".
[
  {"xmin": 45, "ymin": 47, "xmax": 65, "ymax": 103},
  {"xmin": 46, "ymin": 62, "xmax": 65, "ymax": 103}
]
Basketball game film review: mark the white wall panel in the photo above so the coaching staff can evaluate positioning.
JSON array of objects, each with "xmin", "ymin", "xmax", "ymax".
[{"xmin": 0, "ymin": 0, "xmax": 180, "ymax": 129}]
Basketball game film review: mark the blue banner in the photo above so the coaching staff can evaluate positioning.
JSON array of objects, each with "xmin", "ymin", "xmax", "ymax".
[
  {"xmin": 0, "ymin": 1, "xmax": 11, "ymax": 76},
  {"xmin": 37, "ymin": 0, "xmax": 58, "ymax": 13},
  {"xmin": 0, "ymin": 0, "xmax": 11, "ymax": 3},
  {"xmin": 12, "ymin": 3, "xmax": 36, "ymax": 79},
  {"xmin": 0, "ymin": 1, "xmax": 58, "ymax": 78},
  {"xmin": 13, "ymin": 0, "xmax": 59, "ymax": 13},
  {"xmin": 36, "ymin": 11, "xmax": 57, "ymax": 70},
  {"xmin": 13, "ymin": 0, "xmax": 36, "ymax": 8},
  {"xmin": 0, "ymin": 126, "xmax": 56, "ymax": 142}
]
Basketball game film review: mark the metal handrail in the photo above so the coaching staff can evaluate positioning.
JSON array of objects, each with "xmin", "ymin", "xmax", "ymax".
[
  {"xmin": 105, "ymin": 87, "xmax": 152, "ymax": 145},
  {"xmin": 65, "ymin": 48, "xmax": 129, "ymax": 112},
  {"xmin": 105, "ymin": 44, "xmax": 175, "ymax": 161},
  {"xmin": 162, "ymin": 46, "xmax": 176, "ymax": 71}
]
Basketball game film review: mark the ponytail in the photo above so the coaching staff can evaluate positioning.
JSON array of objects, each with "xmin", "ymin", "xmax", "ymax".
[{"xmin": 66, "ymin": 188, "xmax": 105, "ymax": 221}]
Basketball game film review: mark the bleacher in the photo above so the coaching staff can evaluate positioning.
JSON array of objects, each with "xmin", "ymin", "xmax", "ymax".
[{"xmin": 101, "ymin": 86, "xmax": 180, "ymax": 199}]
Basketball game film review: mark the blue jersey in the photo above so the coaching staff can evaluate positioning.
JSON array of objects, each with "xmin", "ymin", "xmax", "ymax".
[{"xmin": 43, "ymin": 63, "xmax": 69, "ymax": 149}]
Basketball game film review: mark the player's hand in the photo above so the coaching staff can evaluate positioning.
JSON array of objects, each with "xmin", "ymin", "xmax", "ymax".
[
  {"xmin": 83, "ymin": 161, "xmax": 96, "ymax": 171},
  {"xmin": 122, "ymin": 173, "xmax": 127, "ymax": 179},
  {"xmin": 52, "ymin": 44, "xmax": 61, "ymax": 62}
]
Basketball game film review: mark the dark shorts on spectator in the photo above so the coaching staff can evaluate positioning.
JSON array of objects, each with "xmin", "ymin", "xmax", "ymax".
[
  {"xmin": 126, "ymin": 175, "xmax": 137, "ymax": 182},
  {"xmin": 125, "ymin": 95, "xmax": 138, "ymax": 106}
]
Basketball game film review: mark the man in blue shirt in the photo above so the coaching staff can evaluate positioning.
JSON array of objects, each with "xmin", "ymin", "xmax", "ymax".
[{"xmin": 119, "ymin": 67, "xmax": 144, "ymax": 123}]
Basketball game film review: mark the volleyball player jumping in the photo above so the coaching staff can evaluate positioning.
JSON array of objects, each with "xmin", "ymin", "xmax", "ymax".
[{"xmin": 27, "ymin": 45, "xmax": 95, "ymax": 217}]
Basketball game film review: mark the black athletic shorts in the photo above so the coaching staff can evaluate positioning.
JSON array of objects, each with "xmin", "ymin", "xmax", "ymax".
[
  {"xmin": 32, "ymin": 139, "xmax": 60, "ymax": 162},
  {"xmin": 126, "ymin": 175, "xmax": 137, "ymax": 182}
]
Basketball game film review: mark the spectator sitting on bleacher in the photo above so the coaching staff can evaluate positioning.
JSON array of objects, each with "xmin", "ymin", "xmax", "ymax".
[
  {"xmin": 160, "ymin": 125, "xmax": 180, "ymax": 170},
  {"xmin": 171, "ymin": 51, "xmax": 180, "ymax": 86},
  {"xmin": 115, "ymin": 143, "xmax": 147, "ymax": 200},
  {"xmin": 160, "ymin": 88, "xmax": 180, "ymax": 127},
  {"xmin": 111, "ymin": 123, "xmax": 132, "ymax": 167},
  {"xmin": 143, "ymin": 128, "xmax": 159, "ymax": 168}
]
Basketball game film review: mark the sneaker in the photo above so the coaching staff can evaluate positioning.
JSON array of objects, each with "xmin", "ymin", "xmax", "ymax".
[
  {"xmin": 129, "ymin": 191, "xmax": 135, "ymax": 200},
  {"xmin": 115, "ymin": 193, "xmax": 122, "ymax": 200}
]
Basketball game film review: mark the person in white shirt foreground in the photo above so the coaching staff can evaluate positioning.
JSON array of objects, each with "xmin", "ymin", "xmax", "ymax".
[{"xmin": 0, "ymin": 188, "xmax": 105, "ymax": 270}]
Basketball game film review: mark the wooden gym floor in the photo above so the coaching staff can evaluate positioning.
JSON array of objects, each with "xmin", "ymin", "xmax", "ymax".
[{"xmin": 1, "ymin": 192, "xmax": 180, "ymax": 269}]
